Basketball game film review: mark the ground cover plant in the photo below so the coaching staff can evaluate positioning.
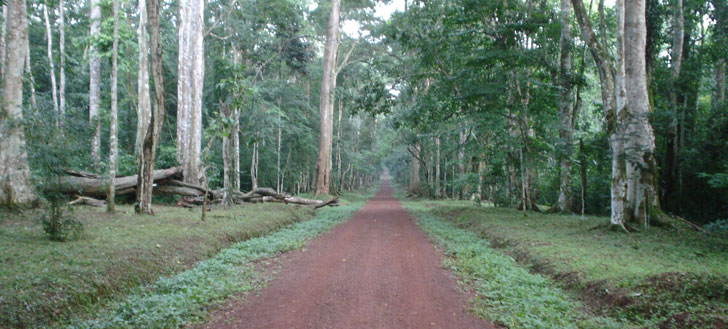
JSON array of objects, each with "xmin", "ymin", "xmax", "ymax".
[
  {"xmin": 72, "ymin": 189, "xmax": 373, "ymax": 328},
  {"xmin": 408, "ymin": 199, "xmax": 728, "ymax": 328},
  {"xmin": 0, "ymin": 203, "xmax": 312, "ymax": 328},
  {"xmin": 399, "ymin": 198, "xmax": 624, "ymax": 328}
]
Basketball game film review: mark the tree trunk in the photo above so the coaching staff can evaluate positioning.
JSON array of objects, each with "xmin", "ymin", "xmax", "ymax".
[
  {"xmin": 458, "ymin": 124, "xmax": 466, "ymax": 199},
  {"xmin": 23, "ymin": 23, "xmax": 36, "ymax": 109},
  {"xmin": 573, "ymin": 0, "xmax": 626, "ymax": 227},
  {"xmin": 136, "ymin": 0, "xmax": 165, "ymax": 214},
  {"xmin": 251, "ymin": 140, "xmax": 259, "ymax": 190},
  {"xmin": 108, "ymin": 0, "xmax": 119, "ymax": 212},
  {"xmin": 623, "ymin": 0, "xmax": 660, "ymax": 225},
  {"xmin": 580, "ymin": 138, "xmax": 587, "ymax": 216},
  {"xmin": 713, "ymin": 60, "xmax": 726, "ymax": 111},
  {"xmin": 177, "ymin": 0, "xmax": 204, "ymax": 185},
  {"xmin": 136, "ymin": 0, "xmax": 151, "ymax": 156},
  {"xmin": 662, "ymin": 0, "xmax": 684, "ymax": 210},
  {"xmin": 314, "ymin": 0, "xmax": 340, "ymax": 195},
  {"xmin": 58, "ymin": 0, "xmax": 66, "ymax": 127},
  {"xmin": 43, "ymin": 4, "xmax": 59, "ymax": 125},
  {"xmin": 409, "ymin": 144, "xmax": 421, "ymax": 194},
  {"xmin": 435, "ymin": 136, "xmax": 441, "ymax": 198},
  {"xmin": 0, "ymin": 0, "xmax": 35, "ymax": 206},
  {"xmin": 557, "ymin": 0, "xmax": 574, "ymax": 212},
  {"xmin": 335, "ymin": 98, "xmax": 343, "ymax": 193},
  {"xmin": 0, "ymin": 5, "xmax": 5, "ymax": 78},
  {"xmin": 89, "ymin": 0, "xmax": 102, "ymax": 169},
  {"xmin": 232, "ymin": 49, "xmax": 241, "ymax": 191}
]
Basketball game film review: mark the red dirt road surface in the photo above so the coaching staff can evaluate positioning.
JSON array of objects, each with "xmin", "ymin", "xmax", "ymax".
[{"xmin": 204, "ymin": 180, "xmax": 494, "ymax": 329}]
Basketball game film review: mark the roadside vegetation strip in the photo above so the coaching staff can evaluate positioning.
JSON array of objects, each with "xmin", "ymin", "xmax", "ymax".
[
  {"xmin": 0, "ymin": 203, "xmax": 312, "ymax": 328},
  {"xmin": 426, "ymin": 202, "xmax": 728, "ymax": 328},
  {"xmin": 75, "ymin": 192, "xmax": 372, "ymax": 329},
  {"xmin": 402, "ymin": 202, "xmax": 624, "ymax": 329}
]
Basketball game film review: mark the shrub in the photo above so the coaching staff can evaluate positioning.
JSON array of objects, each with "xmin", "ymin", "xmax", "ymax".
[
  {"xmin": 704, "ymin": 219, "xmax": 728, "ymax": 238},
  {"xmin": 39, "ymin": 200, "xmax": 83, "ymax": 242}
]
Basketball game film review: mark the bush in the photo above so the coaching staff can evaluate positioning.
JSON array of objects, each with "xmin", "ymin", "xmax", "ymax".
[
  {"xmin": 39, "ymin": 201, "xmax": 83, "ymax": 242},
  {"xmin": 704, "ymin": 219, "xmax": 728, "ymax": 238}
]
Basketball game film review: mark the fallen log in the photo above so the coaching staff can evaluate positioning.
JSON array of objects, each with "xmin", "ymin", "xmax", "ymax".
[
  {"xmin": 68, "ymin": 196, "xmax": 107, "ymax": 207},
  {"xmin": 157, "ymin": 179, "xmax": 222, "ymax": 200},
  {"xmin": 314, "ymin": 197, "xmax": 339, "ymax": 209},
  {"xmin": 54, "ymin": 167, "xmax": 183, "ymax": 198}
]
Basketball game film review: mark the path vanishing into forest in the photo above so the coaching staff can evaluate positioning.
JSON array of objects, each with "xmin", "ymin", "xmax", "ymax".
[{"xmin": 203, "ymin": 179, "xmax": 494, "ymax": 329}]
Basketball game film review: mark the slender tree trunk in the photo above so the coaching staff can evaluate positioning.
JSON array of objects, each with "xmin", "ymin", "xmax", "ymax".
[
  {"xmin": 136, "ymin": 0, "xmax": 151, "ymax": 156},
  {"xmin": 43, "ymin": 4, "xmax": 60, "ymax": 126},
  {"xmin": 177, "ymin": 0, "xmax": 204, "ymax": 185},
  {"xmin": 0, "ymin": 0, "xmax": 35, "ymax": 206},
  {"xmin": 573, "ymin": 0, "xmax": 626, "ymax": 227},
  {"xmin": 108, "ymin": 0, "xmax": 119, "ymax": 212},
  {"xmin": 136, "ymin": 0, "xmax": 165, "ymax": 214},
  {"xmin": 557, "ymin": 0, "xmax": 574, "ymax": 212},
  {"xmin": 0, "ymin": 5, "xmax": 5, "ymax": 78},
  {"xmin": 409, "ymin": 144, "xmax": 421, "ymax": 194},
  {"xmin": 477, "ymin": 158, "xmax": 485, "ymax": 202},
  {"xmin": 23, "ymin": 22, "xmax": 36, "ymax": 109},
  {"xmin": 458, "ymin": 124, "xmax": 466, "ymax": 199},
  {"xmin": 222, "ymin": 103, "xmax": 233, "ymax": 205},
  {"xmin": 435, "ymin": 136, "xmax": 441, "ymax": 198},
  {"xmin": 251, "ymin": 140, "xmax": 258, "ymax": 190},
  {"xmin": 59, "ymin": 0, "xmax": 66, "ymax": 127},
  {"xmin": 713, "ymin": 60, "xmax": 726, "ymax": 111},
  {"xmin": 335, "ymin": 98, "xmax": 343, "ymax": 192},
  {"xmin": 579, "ymin": 138, "xmax": 587, "ymax": 216},
  {"xmin": 623, "ymin": 0, "xmax": 660, "ymax": 224},
  {"xmin": 89, "ymin": 0, "xmax": 102, "ymax": 169},
  {"xmin": 314, "ymin": 0, "xmax": 340, "ymax": 195},
  {"xmin": 232, "ymin": 49, "xmax": 241, "ymax": 191},
  {"xmin": 662, "ymin": 0, "xmax": 684, "ymax": 210}
]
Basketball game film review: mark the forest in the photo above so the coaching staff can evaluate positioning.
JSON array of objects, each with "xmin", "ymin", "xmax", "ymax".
[{"xmin": 0, "ymin": 0, "xmax": 727, "ymax": 328}]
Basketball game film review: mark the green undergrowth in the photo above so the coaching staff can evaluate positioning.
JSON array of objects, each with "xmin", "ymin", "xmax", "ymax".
[
  {"xmin": 71, "ymin": 189, "xmax": 373, "ymax": 328},
  {"xmin": 1, "ymin": 203, "xmax": 311, "ymax": 328},
  {"xmin": 402, "ymin": 201, "xmax": 624, "ymax": 329},
  {"xmin": 407, "ymin": 198, "xmax": 728, "ymax": 328}
]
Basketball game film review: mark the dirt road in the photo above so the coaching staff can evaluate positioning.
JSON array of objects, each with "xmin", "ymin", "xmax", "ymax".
[{"xmin": 204, "ymin": 180, "xmax": 493, "ymax": 329}]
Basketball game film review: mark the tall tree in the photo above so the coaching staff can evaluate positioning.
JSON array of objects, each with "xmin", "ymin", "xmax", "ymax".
[
  {"xmin": 314, "ymin": 0, "xmax": 341, "ymax": 195},
  {"xmin": 557, "ymin": 0, "xmax": 574, "ymax": 212},
  {"xmin": 89, "ymin": 0, "xmax": 102, "ymax": 168},
  {"xmin": 58, "ymin": 0, "xmax": 66, "ymax": 126},
  {"xmin": 108, "ymin": 0, "xmax": 119, "ymax": 212},
  {"xmin": 662, "ymin": 0, "xmax": 685, "ymax": 209},
  {"xmin": 136, "ymin": 0, "xmax": 150, "ymax": 155},
  {"xmin": 177, "ymin": 0, "xmax": 205, "ymax": 185},
  {"xmin": 623, "ymin": 0, "xmax": 660, "ymax": 224},
  {"xmin": 0, "ymin": 0, "xmax": 35, "ymax": 206},
  {"xmin": 136, "ymin": 0, "xmax": 165, "ymax": 214},
  {"xmin": 42, "ymin": 3, "xmax": 59, "ymax": 125},
  {"xmin": 572, "ymin": 0, "xmax": 626, "ymax": 227}
]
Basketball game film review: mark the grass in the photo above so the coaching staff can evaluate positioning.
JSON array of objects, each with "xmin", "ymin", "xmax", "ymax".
[
  {"xmin": 74, "ymin": 189, "xmax": 373, "ymax": 328},
  {"xmin": 401, "ymin": 196, "xmax": 728, "ymax": 328},
  {"xmin": 0, "ymin": 192, "xmax": 370, "ymax": 328},
  {"xmin": 402, "ymin": 201, "xmax": 624, "ymax": 328}
]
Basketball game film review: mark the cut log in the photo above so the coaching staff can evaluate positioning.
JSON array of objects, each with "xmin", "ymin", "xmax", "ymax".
[
  {"xmin": 68, "ymin": 196, "xmax": 106, "ymax": 207},
  {"xmin": 54, "ymin": 167, "xmax": 182, "ymax": 197}
]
